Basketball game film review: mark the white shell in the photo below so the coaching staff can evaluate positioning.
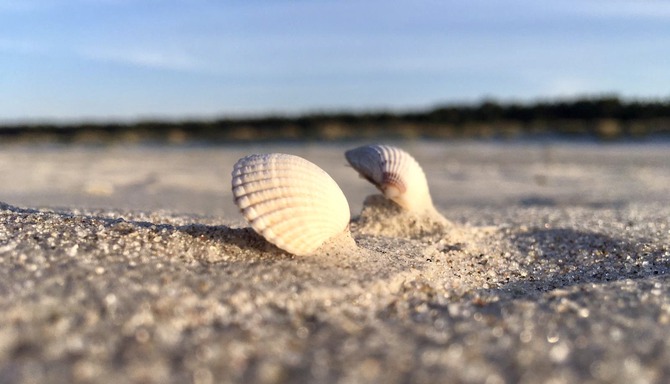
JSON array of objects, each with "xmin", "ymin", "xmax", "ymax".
[
  {"xmin": 345, "ymin": 144, "xmax": 434, "ymax": 212},
  {"xmin": 232, "ymin": 153, "xmax": 350, "ymax": 256}
]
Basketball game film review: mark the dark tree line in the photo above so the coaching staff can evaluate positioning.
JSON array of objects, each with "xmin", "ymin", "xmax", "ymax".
[
  {"xmin": 2, "ymin": 96, "xmax": 670, "ymax": 143},
  {"xmin": 416, "ymin": 97, "xmax": 670, "ymax": 123}
]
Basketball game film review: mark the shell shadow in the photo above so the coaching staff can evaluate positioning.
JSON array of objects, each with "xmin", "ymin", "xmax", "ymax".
[
  {"xmin": 488, "ymin": 227, "xmax": 669, "ymax": 300},
  {"xmin": 518, "ymin": 196, "xmax": 628, "ymax": 209},
  {"xmin": 176, "ymin": 223, "xmax": 293, "ymax": 261}
]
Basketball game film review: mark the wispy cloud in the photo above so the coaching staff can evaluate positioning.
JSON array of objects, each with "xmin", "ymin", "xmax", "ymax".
[
  {"xmin": 0, "ymin": 36, "xmax": 206, "ymax": 73},
  {"xmin": 79, "ymin": 46, "xmax": 208, "ymax": 72}
]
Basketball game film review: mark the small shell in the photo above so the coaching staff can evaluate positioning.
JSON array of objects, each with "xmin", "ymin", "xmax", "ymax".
[
  {"xmin": 232, "ymin": 153, "xmax": 350, "ymax": 256},
  {"xmin": 345, "ymin": 144, "xmax": 434, "ymax": 213}
]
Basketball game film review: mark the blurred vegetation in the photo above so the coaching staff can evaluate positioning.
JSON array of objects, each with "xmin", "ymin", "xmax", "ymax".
[{"xmin": 2, "ymin": 96, "xmax": 670, "ymax": 144}]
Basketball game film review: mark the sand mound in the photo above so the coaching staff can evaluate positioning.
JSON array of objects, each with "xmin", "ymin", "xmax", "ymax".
[{"xmin": 353, "ymin": 194, "xmax": 456, "ymax": 238}]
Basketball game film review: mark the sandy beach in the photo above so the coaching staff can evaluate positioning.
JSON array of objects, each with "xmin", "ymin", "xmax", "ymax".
[{"xmin": 1, "ymin": 140, "xmax": 669, "ymax": 383}]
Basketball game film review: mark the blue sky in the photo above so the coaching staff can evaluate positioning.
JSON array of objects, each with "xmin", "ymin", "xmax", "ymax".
[{"xmin": 1, "ymin": 0, "xmax": 669, "ymax": 122}]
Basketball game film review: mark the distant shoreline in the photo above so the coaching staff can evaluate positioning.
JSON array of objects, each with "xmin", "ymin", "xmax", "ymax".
[{"xmin": 3, "ymin": 96, "xmax": 670, "ymax": 143}]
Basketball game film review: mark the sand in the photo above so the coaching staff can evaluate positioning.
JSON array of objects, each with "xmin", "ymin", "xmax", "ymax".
[{"xmin": 0, "ymin": 140, "xmax": 669, "ymax": 383}]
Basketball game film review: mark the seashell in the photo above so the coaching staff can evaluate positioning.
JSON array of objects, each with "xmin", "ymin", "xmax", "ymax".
[
  {"xmin": 232, "ymin": 153, "xmax": 351, "ymax": 256},
  {"xmin": 345, "ymin": 144, "xmax": 435, "ymax": 213}
]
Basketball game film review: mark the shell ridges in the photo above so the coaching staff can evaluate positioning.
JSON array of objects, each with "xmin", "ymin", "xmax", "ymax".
[
  {"xmin": 345, "ymin": 144, "xmax": 434, "ymax": 213},
  {"xmin": 232, "ymin": 153, "xmax": 351, "ymax": 256}
]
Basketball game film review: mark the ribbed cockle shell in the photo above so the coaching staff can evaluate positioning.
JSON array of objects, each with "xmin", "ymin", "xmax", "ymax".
[
  {"xmin": 345, "ymin": 144, "xmax": 435, "ymax": 213},
  {"xmin": 232, "ymin": 153, "xmax": 351, "ymax": 256}
]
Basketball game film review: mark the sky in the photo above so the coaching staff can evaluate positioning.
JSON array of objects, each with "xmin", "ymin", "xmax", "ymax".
[{"xmin": 1, "ymin": 0, "xmax": 670, "ymax": 122}]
